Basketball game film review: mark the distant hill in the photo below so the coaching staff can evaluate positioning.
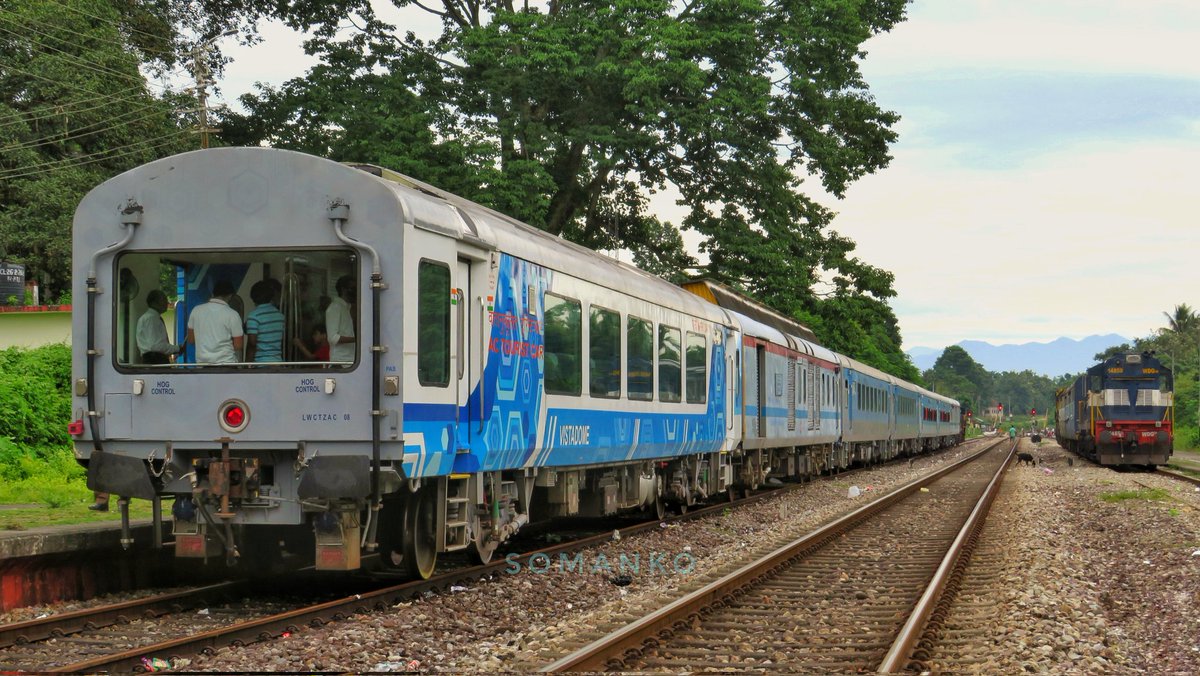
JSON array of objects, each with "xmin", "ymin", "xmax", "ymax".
[{"xmin": 906, "ymin": 334, "xmax": 1129, "ymax": 376}]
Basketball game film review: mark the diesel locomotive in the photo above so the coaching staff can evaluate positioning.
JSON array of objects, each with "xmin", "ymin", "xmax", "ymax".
[
  {"xmin": 71, "ymin": 148, "xmax": 960, "ymax": 578},
  {"xmin": 1055, "ymin": 352, "xmax": 1173, "ymax": 466}
]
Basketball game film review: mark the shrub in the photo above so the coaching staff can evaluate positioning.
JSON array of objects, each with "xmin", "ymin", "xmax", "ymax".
[
  {"xmin": 0, "ymin": 439, "xmax": 86, "ymax": 507},
  {"xmin": 0, "ymin": 344, "xmax": 71, "ymax": 446}
]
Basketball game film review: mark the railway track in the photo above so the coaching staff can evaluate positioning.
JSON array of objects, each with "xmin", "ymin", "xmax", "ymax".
[
  {"xmin": 0, "ymin": 440, "xmax": 990, "ymax": 672},
  {"xmin": 0, "ymin": 469, "xmax": 815, "ymax": 671},
  {"xmin": 1156, "ymin": 467, "xmax": 1200, "ymax": 487},
  {"xmin": 541, "ymin": 437, "xmax": 1015, "ymax": 672}
]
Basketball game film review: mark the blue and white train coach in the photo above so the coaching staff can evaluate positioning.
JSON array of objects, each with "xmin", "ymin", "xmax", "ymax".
[{"xmin": 71, "ymin": 148, "xmax": 959, "ymax": 578}]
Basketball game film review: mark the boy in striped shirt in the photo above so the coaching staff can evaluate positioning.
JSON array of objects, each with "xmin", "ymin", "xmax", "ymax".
[{"xmin": 246, "ymin": 280, "xmax": 285, "ymax": 363}]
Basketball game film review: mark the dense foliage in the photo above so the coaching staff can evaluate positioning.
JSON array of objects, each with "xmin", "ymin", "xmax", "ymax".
[
  {"xmin": 0, "ymin": 344, "xmax": 84, "ymax": 508},
  {"xmin": 0, "ymin": 343, "xmax": 72, "ymax": 446},
  {"xmin": 219, "ymin": 0, "xmax": 919, "ymax": 379},
  {"xmin": 1, "ymin": 0, "xmax": 920, "ymax": 378},
  {"xmin": 0, "ymin": 0, "xmax": 256, "ymax": 302}
]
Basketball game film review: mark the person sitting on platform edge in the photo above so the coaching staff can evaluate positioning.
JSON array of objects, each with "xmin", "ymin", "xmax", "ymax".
[{"xmin": 136, "ymin": 290, "xmax": 182, "ymax": 364}]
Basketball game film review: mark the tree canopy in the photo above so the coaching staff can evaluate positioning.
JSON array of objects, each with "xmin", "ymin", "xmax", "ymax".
[
  {"xmin": 0, "ymin": 0, "xmax": 193, "ymax": 300},
  {"xmin": 0, "ymin": 0, "xmax": 262, "ymax": 301},
  {"xmin": 2, "ymin": 0, "xmax": 924, "ymax": 379},
  {"xmin": 222, "ymin": 0, "xmax": 918, "ymax": 377}
]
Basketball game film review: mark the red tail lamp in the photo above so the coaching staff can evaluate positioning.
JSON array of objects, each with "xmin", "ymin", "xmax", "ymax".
[{"xmin": 218, "ymin": 400, "xmax": 250, "ymax": 433}]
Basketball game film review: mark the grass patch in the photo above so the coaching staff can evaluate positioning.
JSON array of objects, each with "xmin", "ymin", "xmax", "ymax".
[
  {"xmin": 0, "ymin": 439, "xmax": 157, "ymax": 529},
  {"xmin": 0, "ymin": 501, "xmax": 158, "ymax": 530},
  {"xmin": 1100, "ymin": 488, "xmax": 1172, "ymax": 503}
]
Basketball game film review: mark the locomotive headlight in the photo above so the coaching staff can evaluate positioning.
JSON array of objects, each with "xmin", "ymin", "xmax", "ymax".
[
  {"xmin": 1105, "ymin": 420, "xmax": 1113, "ymax": 428},
  {"xmin": 1156, "ymin": 421, "xmax": 1162, "ymax": 427},
  {"xmin": 219, "ymin": 399, "xmax": 250, "ymax": 433}
]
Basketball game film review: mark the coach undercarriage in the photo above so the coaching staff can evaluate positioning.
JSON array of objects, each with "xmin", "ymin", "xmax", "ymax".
[{"xmin": 154, "ymin": 439, "xmax": 949, "ymax": 577}]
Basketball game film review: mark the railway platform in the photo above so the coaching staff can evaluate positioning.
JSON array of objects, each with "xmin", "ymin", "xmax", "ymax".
[{"xmin": 0, "ymin": 519, "xmax": 172, "ymax": 612}]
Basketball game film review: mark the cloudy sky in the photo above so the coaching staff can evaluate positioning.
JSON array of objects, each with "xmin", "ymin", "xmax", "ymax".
[{"xmin": 210, "ymin": 0, "xmax": 1200, "ymax": 350}]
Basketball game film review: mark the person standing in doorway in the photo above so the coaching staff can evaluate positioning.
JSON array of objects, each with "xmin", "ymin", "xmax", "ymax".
[
  {"xmin": 187, "ymin": 279, "xmax": 244, "ymax": 364},
  {"xmin": 325, "ymin": 275, "xmax": 356, "ymax": 363}
]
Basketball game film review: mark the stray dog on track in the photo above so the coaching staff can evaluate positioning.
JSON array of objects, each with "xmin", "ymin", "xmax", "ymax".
[{"xmin": 1016, "ymin": 452, "xmax": 1036, "ymax": 466}]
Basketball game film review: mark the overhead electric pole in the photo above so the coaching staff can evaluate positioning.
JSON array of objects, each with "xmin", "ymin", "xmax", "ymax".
[{"xmin": 191, "ymin": 30, "xmax": 235, "ymax": 149}]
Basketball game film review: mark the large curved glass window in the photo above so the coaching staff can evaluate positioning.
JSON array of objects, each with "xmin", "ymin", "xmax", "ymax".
[{"xmin": 114, "ymin": 249, "xmax": 356, "ymax": 370}]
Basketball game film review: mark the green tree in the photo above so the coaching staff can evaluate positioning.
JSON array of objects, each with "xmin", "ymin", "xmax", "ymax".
[
  {"xmin": 224, "ymin": 0, "xmax": 916, "ymax": 376},
  {"xmin": 0, "ymin": 0, "xmax": 267, "ymax": 301},
  {"xmin": 1094, "ymin": 342, "xmax": 1133, "ymax": 362},
  {"xmin": 0, "ymin": 0, "xmax": 201, "ymax": 300},
  {"xmin": 923, "ymin": 345, "xmax": 991, "ymax": 413},
  {"xmin": 1162, "ymin": 303, "xmax": 1198, "ymax": 334}
]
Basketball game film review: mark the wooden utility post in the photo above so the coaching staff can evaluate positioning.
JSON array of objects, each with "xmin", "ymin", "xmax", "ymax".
[{"xmin": 191, "ymin": 30, "xmax": 234, "ymax": 148}]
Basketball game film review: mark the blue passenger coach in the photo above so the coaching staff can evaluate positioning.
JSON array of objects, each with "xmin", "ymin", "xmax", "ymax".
[{"xmin": 71, "ymin": 148, "xmax": 959, "ymax": 578}]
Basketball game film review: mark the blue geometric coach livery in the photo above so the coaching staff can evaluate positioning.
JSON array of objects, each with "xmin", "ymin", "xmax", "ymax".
[{"xmin": 71, "ymin": 149, "xmax": 960, "ymax": 578}]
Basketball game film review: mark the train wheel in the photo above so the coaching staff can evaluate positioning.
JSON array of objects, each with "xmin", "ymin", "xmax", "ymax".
[
  {"xmin": 399, "ymin": 488, "xmax": 438, "ymax": 579},
  {"xmin": 654, "ymin": 495, "xmax": 667, "ymax": 520},
  {"xmin": 470, "ymin": 538, "xmax": 498, "ymax": 565},
  {"xmin": 469, "ymin": 510, "xmax": 498, "ymax": 565}
]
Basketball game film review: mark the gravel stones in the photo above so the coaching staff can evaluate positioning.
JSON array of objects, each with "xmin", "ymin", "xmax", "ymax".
[{"xmin": 11, "ymin": 438, "xmax": 1197, "ymax": 673}]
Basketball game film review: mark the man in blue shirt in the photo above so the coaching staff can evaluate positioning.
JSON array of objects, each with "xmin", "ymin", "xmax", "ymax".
[{"xmin": 246, "ymin": 280, "xmax": 285, "ymax": 363}]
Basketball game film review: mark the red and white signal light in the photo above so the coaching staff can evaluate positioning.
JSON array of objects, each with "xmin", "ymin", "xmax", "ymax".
[{"xmin": 218, "ymin": 399, "xmax": 250, "ymax": 433}]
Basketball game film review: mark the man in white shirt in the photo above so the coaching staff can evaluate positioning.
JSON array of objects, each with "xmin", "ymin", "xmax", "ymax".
[
  {"xmin": 136, "ymin": 290, "xmax": 180, "ymax": 364},
  {"xmin": 325, "ymin": 275, "xmax": 356, "ymax": 363},
  {"xmin": 186, "ymin": 280, "xmax": 244, "ymax": 364}
]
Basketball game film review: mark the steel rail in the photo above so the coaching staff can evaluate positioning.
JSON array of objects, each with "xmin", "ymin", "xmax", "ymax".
[
  {"xmin": 540, "ymin": 437, "xmax": 1006, "ymax": 672},
  {"xmin": 41, "ymin": 466, "xmax": 819, "ymax": 673},
  {"xmin": 1156, "ymin": 467, "xmax": 1200, "ymax": 487},
  {"xmin": 0, "ymin": 581, "xmax": 246, "ymax": 650},
  {"xmin": 21, "ymin": 439, "xmax": 989, "ymax": 673},
  {"xmin": 876, "ymin": 438, "xmax": 1017, "ymax": 672}
]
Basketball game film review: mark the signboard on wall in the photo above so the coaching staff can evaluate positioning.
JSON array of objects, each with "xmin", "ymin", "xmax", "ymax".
[{"xmin": 0, "ymin": 262, "xmax": 25, "ymax": 304}]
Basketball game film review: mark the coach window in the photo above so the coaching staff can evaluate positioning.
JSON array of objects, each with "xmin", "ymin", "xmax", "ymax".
[
  {"xmin": 589, "ymin": 306, "xmax": 621, "ymax": 398},
  {"xmin": 658, "ymin": 325, "xmax": 682, "ymax": 403},
  {"xmin": 544, "ymin": 294, "xmax": 581, "ymax": 396},
  {"xmin": 627, "ymin": 317, "xmax": 653, "ymax": 400},
  {"xmin": 417, "ymin": 260, "xmax": 450, "ymax": 386},
  {"xmin": 685, "ymin": 332, "xmax": 707, "ymax": 404},
  {"xmin": 113, "ymin": 249, "xmax": 356, "ymax": 370}
]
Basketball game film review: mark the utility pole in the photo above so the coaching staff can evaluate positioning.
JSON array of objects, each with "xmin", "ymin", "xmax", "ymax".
[{"xmin": 191, "ymin": 30, "xmax": 235, "ymax": 149}]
